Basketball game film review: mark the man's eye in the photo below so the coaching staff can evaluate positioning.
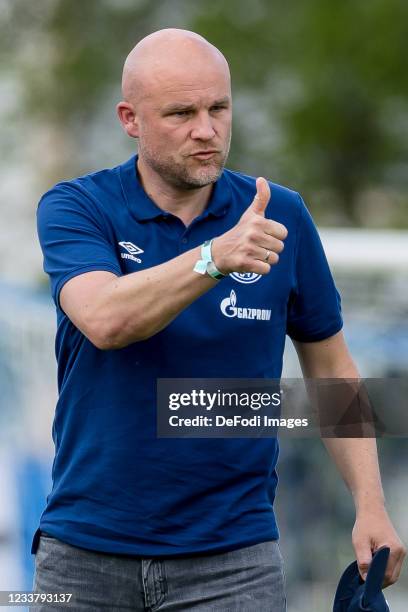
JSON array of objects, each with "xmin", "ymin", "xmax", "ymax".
[
  {"xmin": 173, "ymin": 110, "xmax": 190, "ymax": 117},
  {"xmin": 211, "ymin": 106, "xmax": 226, "ymax": 112}
]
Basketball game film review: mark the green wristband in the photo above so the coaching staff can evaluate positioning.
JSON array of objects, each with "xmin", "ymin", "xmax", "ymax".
[{"xmin": 193, "ymin": 239, "xmax": 227, "ymax": 280}]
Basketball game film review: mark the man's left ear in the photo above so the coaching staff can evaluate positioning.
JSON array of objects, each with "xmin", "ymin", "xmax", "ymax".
[{"xmin": 116, "ymin": 101, "xmax": 139, "ymax": 139}]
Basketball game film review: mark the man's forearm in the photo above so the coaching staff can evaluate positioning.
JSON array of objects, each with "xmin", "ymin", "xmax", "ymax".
[
  {"xmin": 322, "ymin": 437, "xmax": 385, "ymax": 513},
  {"xmin": 294, "ymin": 335, "xmax": 385, "ymax": 514},
  {"xmin": 89, "ymin": 245, "xmax": 218, "ymax": 348}
]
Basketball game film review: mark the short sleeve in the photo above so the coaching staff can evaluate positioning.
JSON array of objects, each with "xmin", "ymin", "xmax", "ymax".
[
  {"xmin": 286, "ymin": 195, "xmax": 343, "ymax": 342},
  {"xmin": 37, "ymin": 182, "xmax": 122, "ymax": 308}
]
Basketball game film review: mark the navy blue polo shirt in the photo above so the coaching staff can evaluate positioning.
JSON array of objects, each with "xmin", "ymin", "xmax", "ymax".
[{"xmin": 33, "ymin": 155, "xmax": 342, "ymax": 557}]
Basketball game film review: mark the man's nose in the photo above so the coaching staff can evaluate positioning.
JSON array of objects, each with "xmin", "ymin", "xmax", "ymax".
[{"xmin": 190, "ymin": 112, "xmax": 216, "ymax": 140}]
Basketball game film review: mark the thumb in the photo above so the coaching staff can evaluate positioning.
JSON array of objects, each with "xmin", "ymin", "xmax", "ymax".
[{"xmin": 250, "ymin": 177, "xmax": 271, "ymax": 216}]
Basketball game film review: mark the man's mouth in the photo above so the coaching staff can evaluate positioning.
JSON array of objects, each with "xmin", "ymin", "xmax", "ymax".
[{"xmin": 190, "ymin": 150, "xmax": 219, "ymax": 160}]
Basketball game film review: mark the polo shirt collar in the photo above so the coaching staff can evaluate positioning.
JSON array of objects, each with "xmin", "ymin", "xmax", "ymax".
[{"xmin": 119, "ymin": 155, "xmax": 231, "ymax": 222}]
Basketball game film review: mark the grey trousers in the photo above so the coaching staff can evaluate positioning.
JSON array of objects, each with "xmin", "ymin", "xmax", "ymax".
[{"xmin": 32, "ymin": 533, "xmax": 287, "ymax": 611}]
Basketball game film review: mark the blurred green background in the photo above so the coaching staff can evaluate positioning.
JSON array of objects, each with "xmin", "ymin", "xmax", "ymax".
[{"xmin": 0, "ymin": 1, "xmax": 407, "ymax": 610}]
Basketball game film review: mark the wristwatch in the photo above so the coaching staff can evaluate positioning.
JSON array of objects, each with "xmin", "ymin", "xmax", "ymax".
[{"xmin": 193, "ymin": 239, "xmax": 227, "ymax": 280}]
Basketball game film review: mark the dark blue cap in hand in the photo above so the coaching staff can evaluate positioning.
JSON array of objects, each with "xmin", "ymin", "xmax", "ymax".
[{"xmin": 333, "ymin": 546, "xmax": 391, "ymax": 611}]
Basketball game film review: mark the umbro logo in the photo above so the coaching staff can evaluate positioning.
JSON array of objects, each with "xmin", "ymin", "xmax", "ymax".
[{"xmin": 118, "ymin": 241, "xmax": 144, "ymax": 263}]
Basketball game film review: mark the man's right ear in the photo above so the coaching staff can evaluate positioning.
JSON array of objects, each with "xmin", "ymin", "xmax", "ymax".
[{"xmin": 116, "ymin": 101, "xmax": 139, "ymax": 139}]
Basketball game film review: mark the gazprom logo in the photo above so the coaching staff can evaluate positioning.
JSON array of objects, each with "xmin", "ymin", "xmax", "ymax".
[
  {"xmin": 220, "ymin": 290, "xmax": 271, "ymax": 321},
  {"xmin": 230, "ymin": 272, "xmax": 262, "ymax": 284}
]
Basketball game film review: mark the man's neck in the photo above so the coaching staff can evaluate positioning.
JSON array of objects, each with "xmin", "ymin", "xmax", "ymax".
[{"xmin": 136, "ymin": 157, "xmax": 213, "ymax": 226}]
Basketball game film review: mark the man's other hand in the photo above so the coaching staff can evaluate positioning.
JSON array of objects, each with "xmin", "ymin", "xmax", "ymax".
[{"xmin": 352, "ymin": 505, "xmax": 407, "ymax": 587}]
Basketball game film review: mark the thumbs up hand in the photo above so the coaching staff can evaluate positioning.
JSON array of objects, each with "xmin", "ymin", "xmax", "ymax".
[{"xmin": 212, "ymin": 177, "xmax": 288, "ymax": 276}]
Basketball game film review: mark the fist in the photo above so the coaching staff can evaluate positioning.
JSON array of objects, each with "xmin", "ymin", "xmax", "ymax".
[{"xmin": 212, "ymin": 177, "xmax": 288, "ymax": 276}]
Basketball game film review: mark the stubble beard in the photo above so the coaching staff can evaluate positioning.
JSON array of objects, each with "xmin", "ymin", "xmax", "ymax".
[{"xmin": 137, "ymin": 135, "xmax": 231, "ymax": 191}]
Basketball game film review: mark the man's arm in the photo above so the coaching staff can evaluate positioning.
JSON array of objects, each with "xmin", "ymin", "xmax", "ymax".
[
  {"xmin": 293, "ymin": 331, "xmax": 406, "ymax": 586},
  {"xmin": 60, "ymin": 177, "xmax": 287, "ymax": 349}
]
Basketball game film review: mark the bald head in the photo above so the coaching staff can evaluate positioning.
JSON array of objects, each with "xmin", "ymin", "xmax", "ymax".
[
  {"xmin": 117, "ymin": 29, "xmax": 232, "ymax": 192},
  {"xmin": 121, "ymin": 28, "xmax": 230, "ymax": 104}
]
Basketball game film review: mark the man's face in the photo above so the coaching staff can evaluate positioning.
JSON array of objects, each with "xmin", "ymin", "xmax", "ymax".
[{"xmin": 135, "ymin": 63, "xmax": 232, "ymax": 190}]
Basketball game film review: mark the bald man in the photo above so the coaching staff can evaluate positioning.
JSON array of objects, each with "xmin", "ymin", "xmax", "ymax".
[{"xmin": 33, "ymin": 28, "xmax": 405, "ymax": 611}]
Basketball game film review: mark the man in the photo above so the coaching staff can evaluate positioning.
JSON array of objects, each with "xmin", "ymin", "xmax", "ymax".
[{"xmin": 33, "ymin": 28, "xmax": 405, "ymax": 611}]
